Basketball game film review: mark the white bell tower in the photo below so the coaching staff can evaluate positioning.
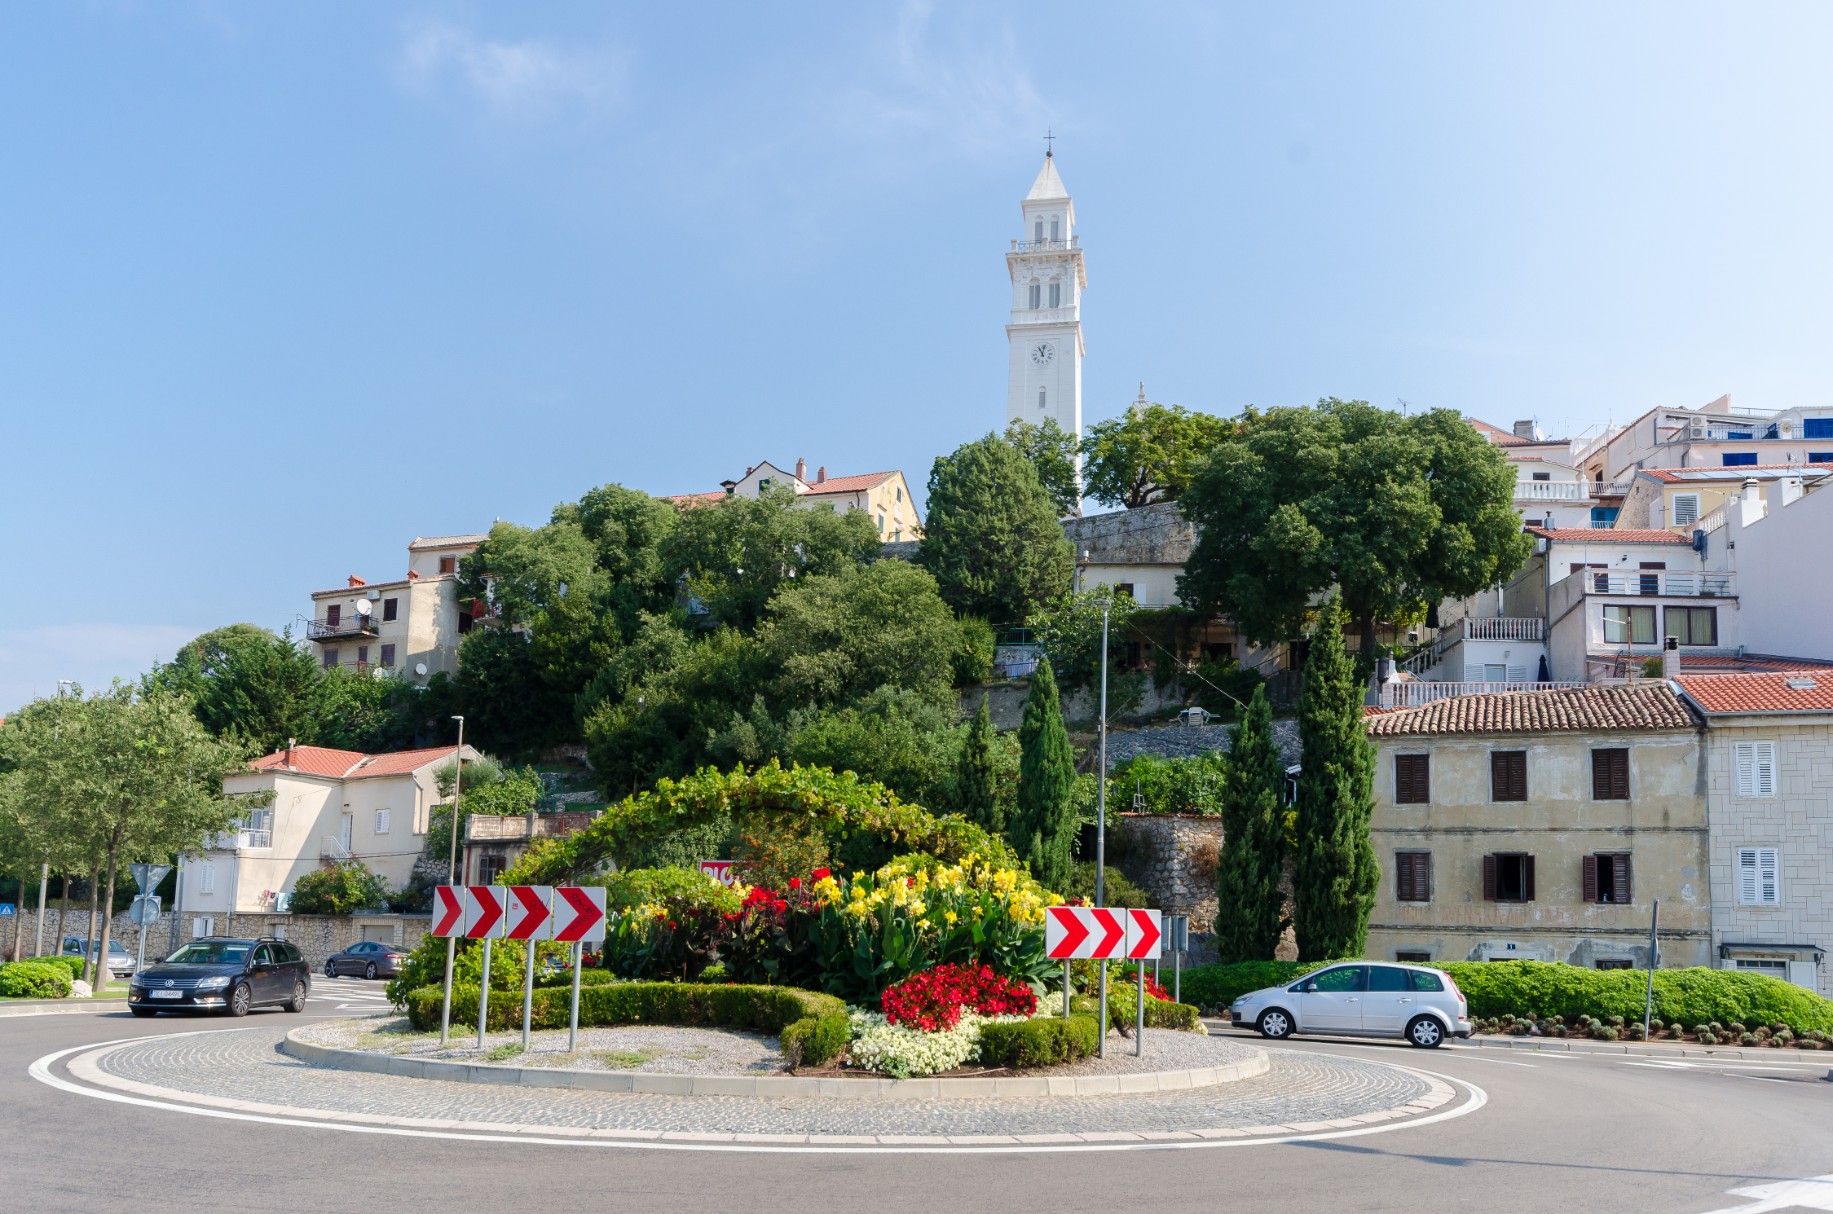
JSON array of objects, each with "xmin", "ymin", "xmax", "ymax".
[{"xmin": 1005, "ymin": 148, "xmax": 1086, "ymax": 439}]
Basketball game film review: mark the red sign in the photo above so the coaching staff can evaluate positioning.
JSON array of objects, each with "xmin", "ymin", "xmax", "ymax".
[
  {"xmin": 432, "ymin": 886, "xmax": 464, "ymax": 938},
  {"xmin": 698, "ymin": 861, "xmax": 736, "ymax": 886},
  {"xmin": 552, "ymin": 886, "xmax": 607, "ymax": 943},
  {"xmin": 463, "ymin": 886, "xmax": 506, "ymax": 939},
  {"xmin": 1045, "ymin": 906, "xmax": 1162, "ymax": 960},
  {"xmin": 505, "ymin": 886, "xmax": 553, "ymax": 940}
]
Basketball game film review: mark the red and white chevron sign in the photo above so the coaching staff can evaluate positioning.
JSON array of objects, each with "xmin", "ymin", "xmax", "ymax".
[
  {"xmin": 432, "ymin": 886, "xmax": 465, "ymax": 938},
  {"xmin": 463, "ymin": 885, "xmax": 507, "ymax": 939},
  {"xmin": 1045, "ymin": 906, "xmax": 1162, "ymax": 960},
  {"xmin": 552, "ymin": 885, "xmax": 607, "ymax": 943},
  {"xmin": 504, "ymin": 886, "xmax": 553, "ymax": 940}
]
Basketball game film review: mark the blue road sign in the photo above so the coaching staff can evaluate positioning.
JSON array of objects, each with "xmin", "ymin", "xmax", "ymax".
[{"xmin": 0, "ymin": 904, "xmax": 15, "ymax": 916}]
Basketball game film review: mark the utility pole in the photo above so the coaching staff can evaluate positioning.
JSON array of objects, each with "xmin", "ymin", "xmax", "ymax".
[
  {"xmin": 440, "ymin": 716, "xmax": 465, "ymax": 1047},
  {"xmin": 32, "ymin": 852, "xmax": 48, "ymax": 959},
  {"xmin": 1096, "ymin": 597, "xmax": 1109, "ymax": 1058}
]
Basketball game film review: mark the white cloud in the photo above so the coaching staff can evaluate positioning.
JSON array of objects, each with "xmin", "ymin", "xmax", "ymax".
[
  {"xmin": 0, "ymin": 623, "xmax": 203, "ymax": 712},
  {"xmin": 397, "ymin": 20, "xmax": 627, "ymax": 122}
]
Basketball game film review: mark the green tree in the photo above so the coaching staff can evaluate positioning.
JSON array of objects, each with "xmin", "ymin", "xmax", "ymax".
[
  {"xmin": 918, "ymin": 434, "xmax": 1074, "ymax": 625},
  {"xmin": 557, "ymin": 482, "xmax": 678, "ymax": 608},
  {"xmin": 1178, "ymin": 400, "xmax": 1533, "ymax": 666},
  {"xmin": 144, "ymin": 624, "xmax": 322, "ymax": 752},
  {"xmin": 1216, "ymin": 684, "xmax": 1286, "ymax": 962},
  {"xmin": 1081, "ymin": 402, "xmax": 1234, "ymax": 509},
  {"xmin": 1291, "ymin": 599, "xmax": 1379, "ymax": 961},
  {"xmin": 782, "ymin": 687, "xmax": 963, "ymax": 810},
  {"xmin": 288, "ymin": 859, "xmax": 390, "ymax": 916},
  {"xmin": 758, "ymin": 560, "xmax": 959, "ymax": 712},
  {"xmin": 1025, "ymin": 585, "xmax": 1142, "ymax": 711},
  {"xmin": 1004, "ymin": 417, "xmax": 1082, "ymax": 516},
  {"xmin": 454, "ymin": 628, "xmax": 567, "ymax": 759},
  {"xmin": 425, "ymin": 754, "xmax": 541, "ymax": 867},
  {"xmin": 456, "ymin": 520, "xmax": 605, "ymax": 628},
  {"xmin": 1009, "ymin": 661, "xmax": 1076, "ymax": 891},
  {"xmin": 953, "ymin": 695, "xmax": 1002, "ymax": 835}
]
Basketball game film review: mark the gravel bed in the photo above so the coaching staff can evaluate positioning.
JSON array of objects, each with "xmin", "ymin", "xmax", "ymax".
[
  {"xmin": 1036, "ymin": 1024, "xmax": 1255, "ymax": 1075},
  {"xmin": 294, "ymin": 1016, "xmax": 781, "ymax": 1075}
]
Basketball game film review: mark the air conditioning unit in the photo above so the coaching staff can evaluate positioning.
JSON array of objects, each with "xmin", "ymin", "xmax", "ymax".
[
  {"xmin": 1690, "ymin": 421, "xmax": 1707, "ymax": 440},
  {"xmin": 366, "ymin": 589, "xmax": 382, "ymax": 601}
]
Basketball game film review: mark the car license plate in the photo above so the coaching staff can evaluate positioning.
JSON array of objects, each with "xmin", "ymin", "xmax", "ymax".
[{"xmin": 150, "ymin": 990, "xmax": 183, "ymax": 999}]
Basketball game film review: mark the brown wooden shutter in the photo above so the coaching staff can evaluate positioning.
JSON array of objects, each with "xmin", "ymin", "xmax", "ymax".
[
  {"xmin": 1396, "ymin": 856, "xmax": 1412, "ymax": 902},
  {"xmin": 1524, "ymin": 854, "xmax": 1537, "ymax": 901},
  {"xmin": 1395, "ymin": 755, "xmax": 1430, "ymax": 804},
  {"xmin": 1482, "ymin": 854, "xmax": 1498, "ymax": 902},
  {"xmin": 1417, "ymin": 852, "xmax": 1431, "ymax": 902},
  {"xmin": 1582, "ymin": 854, "xmax": 1599, "ymax": 903},
  {"xmin": 1612, "ymin": 752, "xmax": 1630, "ymax": 800},
  {"xmin": 1492, "ymin": 751, "xmax": 1527, "ymax": 801},
  {"xmin": 1593, "ymin": 749, "xmax": 1630, "ymax": 800},
  {"xmin": 1613, "ymin": 855, "xmax": 1632, "ymax": 904}
]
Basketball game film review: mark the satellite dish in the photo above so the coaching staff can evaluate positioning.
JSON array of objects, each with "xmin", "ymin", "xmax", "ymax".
[
  {"xmin": 414, "ymin": 663, "xmax": 428, "ymax": 677},
  {"xmin": 354, "ymin": 599, "xmax": 373, "ymax": 616}
]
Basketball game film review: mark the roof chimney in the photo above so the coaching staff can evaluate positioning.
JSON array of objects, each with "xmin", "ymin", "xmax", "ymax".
[
  {"xmin": 1662, "ymin": 635, "xmax": 1681, "ymax": 681},
  {"xmin": 795, "ymin": 457, "xmax": 808, "ymax": 482},
  {"xmin": 347, "ymin": 574, "xmax": 367, "ymax": 588},
  {"xmin": 285, "ymin": 738, "xmax": 297, "ymax": 769},
  {"xmin": 817, "ymin": 466, "xmax": 827, "ymax": 484},
  {"xmin": 1512, "ymin": 420, "xmax": 1539, "ymax": 441},
  {"xmin": 1743, "ymin": 477, "xmax": 1763, "ymax": 508}
]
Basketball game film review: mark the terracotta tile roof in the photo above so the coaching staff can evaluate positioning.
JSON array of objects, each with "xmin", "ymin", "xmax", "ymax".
[
  {"xmin": 802, "ymin": 471, "xmax": 895, "ymax": 495},
  {"xmin": 409, "ymin": 534, "xmax": 489, "ymax": 549},
  {"xmin": 662, "ymin": 490, "xmax": 727, "ymax": 506},
  {"xmin": 1675, "ymin": 673, "xmax": 1833, "ymax": 714},
  {"xmin": 1467, "ymin": 418, "xmax": 1528, "ymax": 446},
  {"xmin": 247, "ymin": 745, "xmax": 457, "ymax": 780},
  {"xmin": 1526, "ymin": 526, "xmax": 1693, "ymax": 544},
  {"xmin": 1638, "ymin": 464, "xmax": 1833, "ymax": 483},
  {"xmin": 1680, "ymin": 653, "xmax": 1833, "ymax": 674},
  {"xmin": 1367, "ymin": 683, "xmax": 1697, "ymax": 737}
]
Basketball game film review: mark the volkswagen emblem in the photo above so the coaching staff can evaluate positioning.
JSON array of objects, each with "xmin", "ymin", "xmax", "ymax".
[{"xmin": 163, "ymin": 979, "xmax": 174, "ymax": 988}]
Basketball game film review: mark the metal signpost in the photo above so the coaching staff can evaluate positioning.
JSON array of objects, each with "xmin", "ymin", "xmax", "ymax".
[
  {"xmin": 129, "ymin": 864, "xmax": 171, "ymax": 973},
  {"xmin": 505, "ymin": 886, "xmax": 554, "ymax": 1049},
  {"xmin": 463, "ymin": 885, "xmax": 508, "ymax": 1049},
  {"xmin": 1094, "ymin": 597, "xmax": 1110, "ymax": 1055},
  {"xmin": 1046, "ymin": 906, "xmax": 1162, "ymax": 1056},
  {"xmin": 1165, "ymin": 914, "xmax": 1189, "ymax": 1006},
  {"xmin": 552, "ymin": 886, "xmax": 607, "ymax": 1051},
  {"xmin": 431, "ymin": 886, "xmax": 465, "ymax": 1044},
  {"xmin": 1642, "ymin": 899, "xmax": 1661, "ymax": 1041}
]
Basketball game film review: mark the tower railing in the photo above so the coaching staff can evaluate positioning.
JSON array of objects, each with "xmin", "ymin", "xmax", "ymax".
[{"xmin": 1012, "ymin": 236, "xmax": 1079, "ymax": 252}]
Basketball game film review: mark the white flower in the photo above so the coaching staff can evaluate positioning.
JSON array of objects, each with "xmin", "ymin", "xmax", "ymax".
[{"xmin": 844, "ymin": 1008, "xmax": 1028, "ymax": 1078}]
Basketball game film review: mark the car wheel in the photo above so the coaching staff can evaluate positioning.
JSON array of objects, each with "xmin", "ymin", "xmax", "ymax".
[
  {"xmin": 1257, "ymin": 1008, "xmax": 1294, "ymax": 1040},
  {"xmin": 364, "ymin": 962, "xmax": 378, "ymax": 980},
  {"xmin": 130, "ymin": 1007, "xmax": 156, "ymax": 1018},
  {"xmin": 285, "ymin": 981, "xmax": 308, "ymax": 1013},
  {"xmin": 1406, "ymin": 1016, "xmax": 1444, "ymax": 1048},
  {"xmin": 226, "ymin": 982, "xmax": 252, "ymax": 1018},
  {"xmin": 324, "ymin": 961, "xmax": 338, "ymax": 978}
]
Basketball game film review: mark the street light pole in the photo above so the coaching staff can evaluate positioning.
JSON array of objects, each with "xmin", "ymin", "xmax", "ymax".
[
  {"xmin": 440, "ymin": 715, "xmax": 465, "ymax": 1047},
  {"xmin": 33, "ymin": 852, "xmax": 49, "ymax": 959},
  {"xmin": 1096, "ymin": 597, "xmax": 1110, "ymax": 1058}
]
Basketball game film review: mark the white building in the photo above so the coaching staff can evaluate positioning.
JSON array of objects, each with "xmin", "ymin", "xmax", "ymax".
[
  {"xmin": 1574, "ymin": 394, "xmax": 1833, "ymax": 485},
  {"xmin": 1006, "ymin": 151, "xmax": 1086, "ymax": 441},
  {"xmin": 1715, "ymin": 470, "xmax": 1833, "ymax": 664},
  {"xmin": 307, "ymin": 534, "xmax": 486, "ymax": 681},
  {"xmin": 179, "ymin": 743, "xmax": 475, "ymax": 925},
  {"xmin": 665, "ymin": 458, "xmax": 922, "ymax": 542}
]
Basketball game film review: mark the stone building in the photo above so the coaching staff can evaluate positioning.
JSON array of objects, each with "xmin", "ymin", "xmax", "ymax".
[{"xmin": 1363, "ymin": 683, "xmax": 1712, "ymax": 970}]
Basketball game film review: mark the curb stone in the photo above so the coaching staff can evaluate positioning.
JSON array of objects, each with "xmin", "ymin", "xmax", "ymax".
[{"xmin": 279, "ymin": 1029, "xmax": 1272, "ymax": 1100}]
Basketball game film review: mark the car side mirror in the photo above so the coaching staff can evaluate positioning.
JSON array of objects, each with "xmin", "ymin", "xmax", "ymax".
[{"xmin": 1303, "ymin": 982, "xmax": 1319, "ymax": 993}]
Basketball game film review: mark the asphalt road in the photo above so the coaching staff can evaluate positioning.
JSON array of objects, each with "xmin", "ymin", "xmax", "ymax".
[{"xmin": 4, "ymin": 991, "xmax": 1830, "ymax": 1214}]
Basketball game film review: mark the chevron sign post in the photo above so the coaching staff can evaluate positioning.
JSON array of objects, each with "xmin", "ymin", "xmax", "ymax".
[
  {"xmin": 550, "ymin": 886, "xmax": 607, "ymax": 1051},
  {"xmin": 505, "ymin": 886, "xmax": 553, "ymax": 1048},
  {"xmin": 1045, "ymin": 907, "xmax": 1164, "ymax": 1056},
  {"xmin": 432, "ymin": 886, "xmax": 465, "ymax": 938}
]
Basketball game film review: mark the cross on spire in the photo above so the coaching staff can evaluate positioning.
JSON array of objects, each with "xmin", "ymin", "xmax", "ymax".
[{"xmin": 1044, "ymin": 128, "xmax": 1055, "ymax": 157}]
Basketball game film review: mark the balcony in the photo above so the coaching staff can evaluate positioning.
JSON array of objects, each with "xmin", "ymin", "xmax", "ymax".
[
  {"xmin": 307, "ymin": 614, "xmax": 379, "ymax": 642},
  {"xmin": 1461, "ymin": 617, "xmax": 1545, "ymax": 641},
  {"xmin": 1383, "ymin": 680, "xmax": 1587, "ymax": 708},
  {"xmin": 1515, "ymin": 481, "xmax": 1592, "ymax": 501},
  {"xmin": 1584, "ymin": 571, "xmax": 1734, "ymax": 597},
  {"xmin": 320, "ymin": 836, "xmax": 353, "ymax": 861},
  {"xmin": 1010, "ymin": 236, "xmax": 1079, "ymax": 252},
  {"xmin": 209, "ymin": 828, "xmax": 273, "ymax": 851}
]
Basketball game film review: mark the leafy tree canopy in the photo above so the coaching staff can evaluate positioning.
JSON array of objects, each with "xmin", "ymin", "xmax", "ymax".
[
  {"xmin": 143, "ymin": 624, "xmax": 322, "ymax": 752},
  {"xmin": 1081, "ymin": 402, "xmax": 1234, "ymax": 509},
  {"xmin": 1004, "ymin": 417, "xmax": 1082, "ymax": 517},
  {"xmin": 457, "ymin": 519, "xmax": 604, "ymax": 628},
  {"xmin": 917, "ymin": 434, "xmax": 1074, "ymax": 626},
  {"xmin": 1178, "ymin": 399, "xmax": 1533, "ymax": 658},
  {"xmin": 758, "ymin": 560, "xmax": 959, "ymax": 712}
]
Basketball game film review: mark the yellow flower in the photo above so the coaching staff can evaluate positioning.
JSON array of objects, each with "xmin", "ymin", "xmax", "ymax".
[
  {"xmin": 944, "ymin": 910, "xmax": 958, "ymax": 924},
  {"xmin": 908, "ymin": 899, "xmax": 926, "ymax": 917}
]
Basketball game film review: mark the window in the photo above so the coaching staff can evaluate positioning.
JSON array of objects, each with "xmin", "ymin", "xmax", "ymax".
[
  {"xmin": 253, "ymin": 944, "xmax": 274, "ymax": 965},
  {"xmin": 1034, "ymin": 219, "xmax": 1043, "ymax": 242},
  {"xmin": 1490, "ymin": 751, "xmax": 1528, "ymax": 802},
  {"xmin": 896, "ymin": 486, "xmax": 903, "ymax": 502},
  {"xmin": 876, "ymin": 512, "xmax": 886, "ymax": 532},
  {"xmin": 1050, "ymin": 217, "xmax": 1060, "ymax": 241},
  {"xmin": 1394, "ymin": 754, "xmax": 1431, "ymax": 804},
  {"xmin": 326, "ymin": 604, "xmax": 341, "ymax": 627},
  {"xmin": 198, "ymin": 862, "xmax": 216, "ymax": 895},
  {"xmin": 438, "ymin": 555, "xmax": 456, "ymax": 575},
  {"xmin": 1483, "ymin": 853, "xmax": 1535, "ymax": 902},
  {"xmin": 375, "ymin": 809, "xmax": 391, "ymax": 834},
  {"xmin": 1592, "ymin": 748, "xmax": 1630, "ymax": 800},
  {"xmin": 1112, "ymin": 582, "xmax": 1135, "ymax": 600},
  {"xmin": 1603, "ymin": 605, "xmax": 1656, "ymax": 644},
  {"xmin": 1408, "ymin": 968, "xmax": 1443, "ymax": 989},
  {"xmin": 1049, "ymin": 282, "xmax": 1061, "ymax": 307},
  {"xmin": 1804, "ymin": 418, "xmax": 1833, "ymax": 438},
  {"xmin": 379, "ymin": 643, "xmax": 396, "ymax": 668},
  {"xmin": 1590, "ymin": 506, "xmax": 1620, "ymax": 528},
  {"xmin": 1638, "ymin": 561, "xmax": 1665, "ymax": 596},
  {"xmin": 1204, "ymin": 642, "xmax": 1233, "ymax": 662},
  {"xmin": 1736, "ymin": 847, "xmax": 1781, "ymax": 905},
  {"xmin": 1394, "ymin": 950, "xmax": 1431, "ymax": 964},
  {"xmin": 1583, "ymin": 853, "xmax": 1632, "ymax": 904},
  {"xmin": 1038, "ymin": 388, "xmax": 1046, "ymax": 411},
  {"xmin": 1665, "ymin": 606, "xmax": 1717, "ymax": 646},
  {"xmin": 356, "ymin": 645, "xmax": 368, "ymax": 666},
  {"xmin": 382, "ymin": 597, "xmax": 398, "ymax": 622},
  {"xmin": 1734, "ymin": 742, "xmax": 1777, "ymax": 797},
  {"xmin": 1671, "ymin": 494, "xmax": 1701, "ymax": 527},
  {"xmin": 322, "ymin": 647, "xmax": 339, "ymax": 670},
  {"xmin": 1308, "ymin": 965, "xmax": 1366, "ymax": 992},
  {"xmin": 1722, "ymin": 453, "xmax": 1758, "ymax": 467},
  {"xmin": 757, "ymin": 477, "xmax": 774, "ymax": 491},
  {"xmin": 1726, "ymin": 432, "xmax": 1754, "ymax": 441},
  {"xmin": 1531, "ymin": 472, "xmax": 1551, "ymax": 482},
  {"xmin": 1029, "ymin": 283, "xmax": 1042, "ymax": 309},
  {"xmin": 1595, "ymin": 958, "xmax": 1634, "ymax": 970},
  {"xmin": 1368, "ymin": 966, "xmax": 1412, "ymax": 992},
  {"xmin": 1394, "ymin": 851, "xmax": 1432, "ymax": 903},
  {"xmin": 1811, "ymin": 453, "xmax": 1833, "ymax": 464}
]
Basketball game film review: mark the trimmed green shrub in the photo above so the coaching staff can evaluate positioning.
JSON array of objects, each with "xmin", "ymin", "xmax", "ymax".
[
  {"xmin": 405, "ymin": 981, "xmax": 849, "ymax": 1067},
  {"xmin": 533, "ymin": 968, "xmax": 622, "ymax": 989},
  {"xmin": 1176, "ymin": 960, "xmax": 1341, "ymax": 1011},
  {"xmin": 1441, "ymin": 962, "xmax": 1833, "ymax": 1034},
  {"xmin": 30, "ymin": 955, "xmax": 86, "ymax": 980},
  {"xmin": 698, "ymin": 962, "xmax": 729, "ymax": 983},
  {"xmin": 0, "ymin": 961, "xmax": 74, "ymax": 999},
  {"xmin": 978, "ymin": 1014, "xmax": 1100, "ymax": 1068}
]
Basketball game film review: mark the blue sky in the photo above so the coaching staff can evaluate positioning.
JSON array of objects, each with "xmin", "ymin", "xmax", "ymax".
[{"xmin": 5, "ymin": 2, "xmax": 1832, "ymax": 710}]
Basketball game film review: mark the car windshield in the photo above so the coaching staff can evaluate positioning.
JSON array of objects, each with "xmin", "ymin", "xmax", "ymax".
[{"xmin": 163, "ymin": 943, "xmax": 251, "ymax": 965}]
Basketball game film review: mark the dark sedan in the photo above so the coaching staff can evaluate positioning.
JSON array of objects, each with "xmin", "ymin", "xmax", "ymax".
[
  {"xmin": 323, "ymin": 940, "xmax": 407, "ymax": 979},
  {"xmin": 128, "ymin": 937, "xmax": 310, "ymax": 1017}
]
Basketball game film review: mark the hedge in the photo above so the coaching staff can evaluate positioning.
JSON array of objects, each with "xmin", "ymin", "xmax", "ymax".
[
  {"xmin": 29, "ymin": 955, "xmax": 87, "ymax": 980},
  {"xmin": 1439, "ymin": 962, "xmax": 1833, "ymax": 1034},
  {"xmin": 533, "ymin": 968, "xmax": 622, "ymax": 990},
  {"xmin": 1176, "ymin": 961, "xmax": 1339, "ymax": 1011},
  {"xmin": 978, "ymin": 1014, "xmax": 1100, "ymax": 1068},
  {"xmin": 0, "ymin": 961, "xmax": 74, "ymax": 999},
  {"xmin": 406, "ymin": 981, "xmax": 850, "ymax": 1067},
  {"xmin": 1068, "ymin": 993, "xmax": 1204, "ymax": 1031}
]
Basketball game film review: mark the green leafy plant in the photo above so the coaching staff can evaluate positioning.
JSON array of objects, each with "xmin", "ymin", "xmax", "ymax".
[
  {"xmin": 288, "ymin": 860, "xmax": 389, "ymax": 917},
  {"xmin": 977, "ymin": 1014, "xmax": 1101, "ymax": 1068},
  {"xmin": 0, "ymin": 961, "xmax": 73, "ymax": 999}
]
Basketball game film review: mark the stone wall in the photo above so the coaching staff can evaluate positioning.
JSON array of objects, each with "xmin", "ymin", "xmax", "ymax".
[
  {"xmin": 5, "ymin": 908, "xmax": 430, "ymax": 972},
  {"xmin": 1110, "ymin": 813, "xmax": 1225, "ymax": 936}
]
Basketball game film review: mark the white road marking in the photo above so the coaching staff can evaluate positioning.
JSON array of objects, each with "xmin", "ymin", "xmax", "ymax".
[{"xmin": 1701, "ymin": 1171, "xmax": 1833, "ymax": 1213}]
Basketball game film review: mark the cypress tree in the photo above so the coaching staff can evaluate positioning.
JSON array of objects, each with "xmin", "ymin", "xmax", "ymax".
[
  {"xmin": 1292, "ymin": 597, "xmax": 1379, "ymax": 961},
  {"xmin": 1011, "ymin": 660, "xmax": 1076, "ymax": 891},
  {"xmin": 954, "ymin": 695, "xmax": 1002, "ymax": 835},
  {"xmin": 1216, "ymin": 683, "xmax": 1285, "ymax": 962}
]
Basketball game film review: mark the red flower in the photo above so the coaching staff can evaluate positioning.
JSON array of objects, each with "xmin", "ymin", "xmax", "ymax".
[
  {"xmin": 788, "ymin": 877, "xmax": 802, "ymax": 890},
  {"xmin": 811, "ymin": 867, "xmax": 831, "ymax": 881},
  {"xmin": 668, "ymin": 920, "xmax": 678, "ymax": 930}
]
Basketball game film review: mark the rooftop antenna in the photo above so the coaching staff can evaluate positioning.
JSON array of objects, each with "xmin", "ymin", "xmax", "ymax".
[{"xmin": 1044, "ymin": 128, "xmax": 1055, "ymax": 157}]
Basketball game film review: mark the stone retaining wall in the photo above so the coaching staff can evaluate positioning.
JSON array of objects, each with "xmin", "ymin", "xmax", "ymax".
[{"xmin": 3, "ymin": 908, "xmax": 429, "ymax": 971}]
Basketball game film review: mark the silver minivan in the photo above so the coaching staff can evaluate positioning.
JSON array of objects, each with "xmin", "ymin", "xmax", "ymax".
[{"xmin": 1228, "ymin": 962, "xmax": 1472, "ymax": 1048}]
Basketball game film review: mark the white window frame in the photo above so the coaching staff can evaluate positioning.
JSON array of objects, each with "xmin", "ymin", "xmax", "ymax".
[
  {"xmin": 1049, "ymin": 281, "xmax": 1061, "ymax": 308},
  {"xmin": 1671, "ymin": 493, "xmax": 1701, "ymax": 527},
  {"xmin": 197, "ymin": 861, "xmax": 216, "ymax": 895},
  {"xmin": 1736, "ymin": 847, "xmax": 1781, "ymax": 906},
  {"xmin": 1028, "ymin": 283, "xmax": 1041, "ymax": 309},
  {"xmin": 1734, "ymin": 741, "xmax": 1777, "ymax": 798},
  {"xmin": 375, "ymin": 808, "xmax": 391, "ymax": 835}
]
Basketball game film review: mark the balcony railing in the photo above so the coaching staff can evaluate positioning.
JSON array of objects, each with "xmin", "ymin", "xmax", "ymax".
[
  {"xmin": 1694, "ymin": 506, "xmax": 1728, "ymax": 534},
  {"xmin": 1382, "ymin": 680, "xmax": 1587, "ymax": 708},
  {"xmin": 320, "ymin": 836, "xmax": 352, "ymax": 861},
  {"xmin": 1011, "ymin": 236, "xmax": 1079, "ymax": 252},
  {"xmin": 1515, "ymin": 481, "xmax": 1592, "ymax": 501},
  {"xmin": 1462, "ymin": 617, "xmax": 1545, "ymax": 641},
  {"xmin": 307, "ymin": 615, "xmax": 379, "ymax": 641},
  {"xmin": 238, "ymin": 829, "xmax": 271, "ymax": 849},
  {"xmin": 1585, "ymin": 571, "xmax": 1734, "ymax": 597}
]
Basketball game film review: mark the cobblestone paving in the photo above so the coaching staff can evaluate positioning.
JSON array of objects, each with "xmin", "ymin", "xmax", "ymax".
[{"xmin": 96, "ymin": 1028, "xmax": 1436, "ymax": 1138}]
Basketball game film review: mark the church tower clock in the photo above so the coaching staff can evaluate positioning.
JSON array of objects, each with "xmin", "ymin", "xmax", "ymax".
[{"xmin": 1006, "ymin": 148, "xmax": 1086, "ymax": 442}]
